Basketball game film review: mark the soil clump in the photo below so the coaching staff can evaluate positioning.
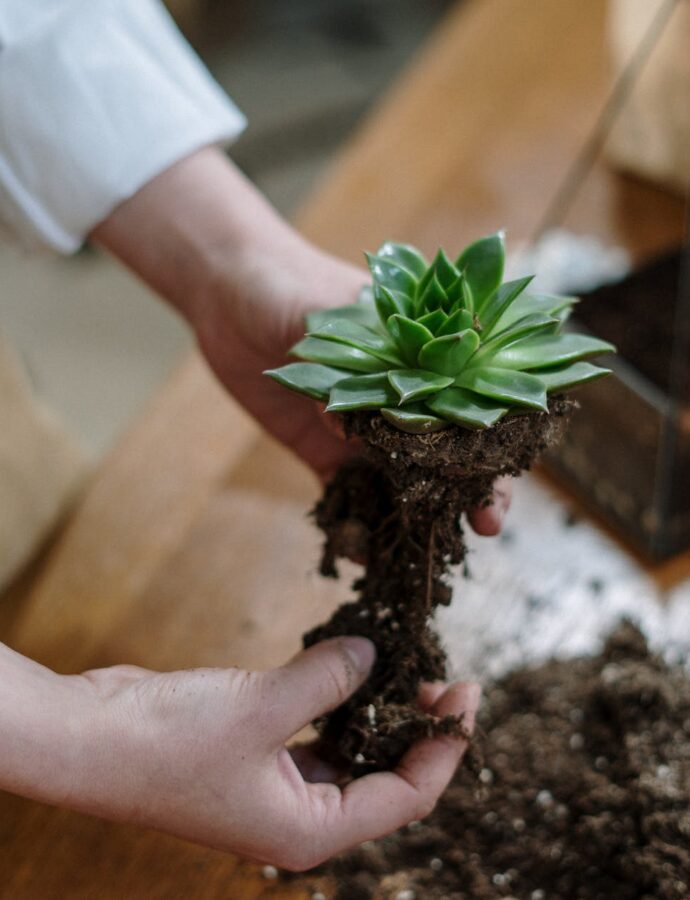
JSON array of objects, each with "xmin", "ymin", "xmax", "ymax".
[
  {"xmin": 308, "ymin": 621, "xmax": 690, "ymax": 899},
  {"xmin": 304, "ymin": 399, "xmax": 572, "ymax": 772}
]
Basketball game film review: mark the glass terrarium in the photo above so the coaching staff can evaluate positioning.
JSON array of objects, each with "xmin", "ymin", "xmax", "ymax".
[{"xmin": 537, "ymin": 0, "xmax": 690, "ymax": 559}]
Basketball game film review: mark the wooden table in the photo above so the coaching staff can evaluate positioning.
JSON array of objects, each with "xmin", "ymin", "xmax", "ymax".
[{"xmin": 1, "ymin": 0, "xmax": 686, "ymax": 896}]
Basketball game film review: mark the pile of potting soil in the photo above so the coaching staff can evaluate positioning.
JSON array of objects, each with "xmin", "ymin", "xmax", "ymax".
[{"xmin": 308, "ymin": 621, "xmax": 690, "ymax": 899}]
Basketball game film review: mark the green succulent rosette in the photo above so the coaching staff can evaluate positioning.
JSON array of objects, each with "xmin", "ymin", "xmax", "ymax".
[{"xmin": 266, "ymin": 233, "xmax": 615, "ymax": 434}]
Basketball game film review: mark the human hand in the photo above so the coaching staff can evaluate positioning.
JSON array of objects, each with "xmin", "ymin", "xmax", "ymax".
[
  {"xmin": 69, "ymin": 638, "xmax": 479, "ymax": 869},
  {"xmin": 92, "ymin": 147, "xmax": 512, "ymax": 533},
  {"xmin": 194, "ymin": 220, "xmax": 512, "ymax": 534}
]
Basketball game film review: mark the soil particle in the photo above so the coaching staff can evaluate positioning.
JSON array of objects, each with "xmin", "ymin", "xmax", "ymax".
[
  {"xmin": 304, "ymin": 400, "xmax": 573, "ymax": 772},
  {"xmin": 307, "ymin": 622, "xmax": 690, "ymax": 899}
]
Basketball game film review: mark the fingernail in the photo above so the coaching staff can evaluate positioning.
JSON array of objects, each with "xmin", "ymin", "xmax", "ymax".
[
  {"xmin": 339, "ymin": 637, "xmax": 376, "ymax": 676},
  {"xmin": 461, "ymin": 683, "xmax": 482, "ymax": 733},
  {"xmin": 496, "ymin": 491, "xmax": 510, "ymax": 517},
  {"xmin": 467, "ymin": 682, "xmax": 482, "ymax": 706}
]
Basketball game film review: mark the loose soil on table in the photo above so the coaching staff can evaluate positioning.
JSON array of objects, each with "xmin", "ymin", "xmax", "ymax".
[
  {"xmin": 304, "ymin": 401, "xmax": 572, "ymax": 773},
  {"xmin": 307, "ymin": 622, "xmax": 690, "ymax": 900}
]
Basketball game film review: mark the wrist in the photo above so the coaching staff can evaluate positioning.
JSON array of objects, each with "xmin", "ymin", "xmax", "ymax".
[{"xmin": 0, "ymin": 644, "xmax": 102, "ymax": 809}]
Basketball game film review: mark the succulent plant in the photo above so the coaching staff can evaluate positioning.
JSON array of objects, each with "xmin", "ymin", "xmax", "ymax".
[{"xmin": 266, "ymin": 233, "xmax": 615, "ymax": 433}]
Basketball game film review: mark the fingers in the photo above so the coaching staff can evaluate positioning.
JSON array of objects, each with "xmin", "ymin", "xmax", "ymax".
[
  {"xmin": 468, "ymin": 475, "xmax": 512, "ymax": 536},
  {"xmin": 393, "ymin": 682, "xmax": 480, "ymax": 806},
  {"xmin": 417, "ymin": 680, "xmax": 446, "ymax": 711},
  {"xmin": 288, "ymin": 681, "xmax": 444, "ymax": 788},
  {"xmin": 303, "ymin": 681, "xmax": 480, "ymax": 863},
  {"xmin": 263, "ymin": 637, "xmax": 376, "ymax": 740},
  {"xmin": 314, "ymin": 405, "xmax": 360, "ymax": 483}
]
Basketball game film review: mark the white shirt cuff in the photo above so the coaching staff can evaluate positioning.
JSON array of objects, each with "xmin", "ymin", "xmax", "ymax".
[{"xmin": 0, "ymin": 0, "xmax": 247, "ymax": 253}]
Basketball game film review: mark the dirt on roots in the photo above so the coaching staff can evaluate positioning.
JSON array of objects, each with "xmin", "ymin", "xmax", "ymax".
[{"xmin": 304, "ymin": 399, "xmax": 573, "ymax": 772}]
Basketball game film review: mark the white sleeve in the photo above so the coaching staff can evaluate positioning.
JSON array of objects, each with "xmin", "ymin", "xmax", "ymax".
[{"xmin": 0, "ymin": 0, "xmax": 247, "ymax": 253}]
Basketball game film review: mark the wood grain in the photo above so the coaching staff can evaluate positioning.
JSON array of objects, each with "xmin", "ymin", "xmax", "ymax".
[{"xmin": 1, "ymin": 0, "xmax": 684, "ymax": 896}]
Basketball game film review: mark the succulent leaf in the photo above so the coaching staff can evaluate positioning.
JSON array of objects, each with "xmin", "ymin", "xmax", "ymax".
[
  {"xmin": 456, "ymin": 366, "xmax": 548, "ymax": 410},
  {"xmin": 430, "ymin": 249, "xmax": 461, "ymax": 290},
  {"xmin": 267, "ymin": 235, "xmax": 616, "ymax": 432},
  {"xmin": 381, "ymin": 404, "xmax": 447, "ymax": 434},
  {"xmin": 387, "ymin": 315, "xmax": 435, "ymax": 366},
  {"xmin": 471, "ymin": 313, "xmax": 560, "ymax": 360},
  {"xmin": 377, "ymin": 241, "xmax": 428, "ymax": 279},
  {"xmin": 426, "ymin": 386, "xmax": 508, "ymax": 428},
  {"xmin": 290, "ymin": 336, "xmax": 387, "ymax": 374},
  {"xmin": 418, "ymin": 330, "xmax": 481, "ymax": 376},
  {"xmin": 309, "ymin": 319, "xmax": 404, "ymax": 366},
  {"xmin": 444, "ymin": 274, "xmax": 466, "ymax": 307},
  {"xmin": 478, "ymin": 276, "xmax": 534, "ymax": 332},
  {"xmin": 417, "ymin": 309, "xmax": 448, "ymax": 333},
  {"xmin": 491, "ymin": 333, "xmax": 615, "ymax": 370},
  {"xmin": 306, "ymin": 303, "xmax": 378, "ymax": 332},
  {"xmin": 265, "ymin": 363, "xmax": 346, "ymax": 401},
  {"xmin": 490, "ymin": 291, "xmax": 575, "ymax": 334},
  {"xmin": 388, "ymin": 368, "xmax": 454, "ymax": 404},
  {"xmin": 375, "ymin": 284, "xmax": 414, "ymax": 323},
  {"xmin": 437, "ymin": 308, "xmax": 475, "ymax": 337},
  {"xmin": 460, "ymin": 277, "xmax": 475, "ymax": 314},
  {"xmin": 456, "ymin": 231, "xmax": 505, "ymax": 311},
  {"xmin": 326, "ymin": 372, "xmax": 399, "ymax": 412},
  {"xmin": 366, "ymin": 253, "xmax": 417, "ymax": 298},
  {"xmin": 538, "ymin": 361, "xmax": 612, "ymax": 392},
  {"xmin": 373, "ymin": 285, "xmax": 397, "ymax": 323},
  {"xmin": 418, "ymin": 273, "xmax": 447, "ymax": 312}
]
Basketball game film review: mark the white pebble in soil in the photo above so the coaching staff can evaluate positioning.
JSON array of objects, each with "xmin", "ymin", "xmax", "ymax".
[
  {"xmin": 570, "ymin": 733, "xmax": 585, "ymax": 750},
  {"xmin": 261, "ymin": 865, "xmax": 278, "ymax": 879},
  {"xmin": 536, "ymin": 789, "xmax": 554, "ymax": 808}
]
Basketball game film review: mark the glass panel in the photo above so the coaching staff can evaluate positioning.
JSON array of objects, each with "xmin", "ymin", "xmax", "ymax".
[{"xmin": 540, "ymin": 0, "xmax": 690, "ymax": 557}]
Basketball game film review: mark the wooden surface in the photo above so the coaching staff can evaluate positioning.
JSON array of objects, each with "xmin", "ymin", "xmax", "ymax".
[{"xmin": 1, "ymin": 0, "xmax": 686, "ymax": 896}]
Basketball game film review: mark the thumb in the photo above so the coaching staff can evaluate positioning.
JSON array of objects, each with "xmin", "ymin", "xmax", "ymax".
[{"xmin": 265, "ymin": 637, "xmax": 376, "ymax": 741}]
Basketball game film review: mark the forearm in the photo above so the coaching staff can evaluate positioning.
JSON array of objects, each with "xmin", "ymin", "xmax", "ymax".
[{"xmin": 90, "ymin": 147, "xmax": 300, "ymax": 327}]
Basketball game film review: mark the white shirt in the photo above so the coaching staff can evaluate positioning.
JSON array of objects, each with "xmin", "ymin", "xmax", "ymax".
[{"xmin": 0, "ymin": 0, "xmax": 246, "ymax": 252}]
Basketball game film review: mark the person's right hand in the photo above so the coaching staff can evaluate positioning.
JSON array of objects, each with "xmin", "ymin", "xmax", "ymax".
[
  {"xmin": 92, "ymin": 147, "xmax": 513, "ymax": 535},
  {"xmin": 67, "ymin": 637, "xmax": 479, "ymax": 869}
]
